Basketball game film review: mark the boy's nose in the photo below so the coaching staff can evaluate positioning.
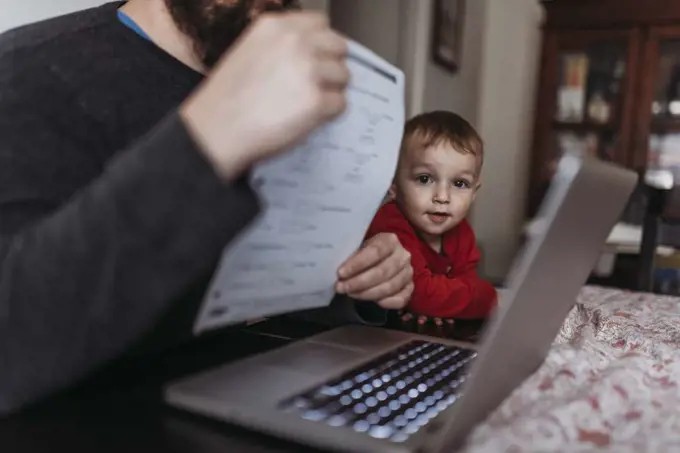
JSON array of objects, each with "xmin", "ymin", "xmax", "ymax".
[{"xmin": 433, "ymin": 188, "xmax": 450, "ymax": 204}]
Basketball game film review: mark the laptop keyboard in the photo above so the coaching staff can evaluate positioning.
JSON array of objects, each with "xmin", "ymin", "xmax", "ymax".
[{"xmin": 279, "ymin": 340, "xmax": 477, "ymax": 443}]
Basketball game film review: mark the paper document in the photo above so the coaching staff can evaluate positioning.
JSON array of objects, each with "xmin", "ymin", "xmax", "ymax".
[{"xmin": 194, "ymin": 40, "xmax": 405, "ymax": 334}]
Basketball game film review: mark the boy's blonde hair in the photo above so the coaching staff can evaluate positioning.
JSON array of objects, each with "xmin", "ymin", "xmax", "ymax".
[{"xmin": 400, "ymin": 110, "xmax": 484, "ymax": 173}]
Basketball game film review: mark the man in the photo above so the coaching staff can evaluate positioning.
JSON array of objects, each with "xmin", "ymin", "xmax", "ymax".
[{"xmin": 0, "ymin": 0, "xmax": 414, "ymax": 415}]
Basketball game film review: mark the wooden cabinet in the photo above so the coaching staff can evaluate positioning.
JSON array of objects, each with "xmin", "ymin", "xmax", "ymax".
[{"xmin": 528, "ymin": 0, "xmax": 680, "ymax": 221}]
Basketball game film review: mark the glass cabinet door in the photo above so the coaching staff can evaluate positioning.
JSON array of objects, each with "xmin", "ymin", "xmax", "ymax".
[
  {"xmin": 529, "ymin": 30, "xmax": 639, "ymax": 217},
  {"xmin": 637, "ymin": 27, "xmax": 680, "ymax": 219}
]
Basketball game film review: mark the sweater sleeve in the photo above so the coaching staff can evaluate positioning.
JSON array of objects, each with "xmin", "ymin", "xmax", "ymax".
[
  {"xmin": 367, "ymin": 215, "xmax": 497, "ymax": 319},
  {"xmin": 0, "ymin": 111, "xmax": 261, "ymax": 415}
]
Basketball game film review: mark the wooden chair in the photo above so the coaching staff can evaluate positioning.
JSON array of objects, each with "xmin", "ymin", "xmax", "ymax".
[{"xmin": 637, "ymin": 169, "xmax": 674, "ymax": 292}]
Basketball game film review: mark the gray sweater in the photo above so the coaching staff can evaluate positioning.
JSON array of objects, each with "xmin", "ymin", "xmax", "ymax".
[{"xmin": 0, "ymin": 1, "xmax": 380, "ymax": 415}]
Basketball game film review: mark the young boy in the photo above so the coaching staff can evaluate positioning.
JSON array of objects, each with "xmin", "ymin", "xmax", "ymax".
[{"xmin": 365, "ymin": 111, "xmax": 497, "ymax": 319}]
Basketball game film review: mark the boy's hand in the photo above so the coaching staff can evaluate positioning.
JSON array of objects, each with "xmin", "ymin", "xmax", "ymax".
[
  {"xmin": 495, "ymin": 288, "xmax": 505, "ymax": 306},
  {"xmin": 335, "ymin": 233, "xmax": 413, "ymax": 310}
]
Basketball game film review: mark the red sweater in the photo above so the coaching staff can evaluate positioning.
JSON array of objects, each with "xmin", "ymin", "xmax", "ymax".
[{"xmin": 366, "ymin": 202, "xmax": 497, "ymax": 319}]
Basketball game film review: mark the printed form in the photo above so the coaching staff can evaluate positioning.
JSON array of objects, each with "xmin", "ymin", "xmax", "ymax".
[{"xmin": 194, "ymin": 40, "xmax": 405, "ymax": 334}]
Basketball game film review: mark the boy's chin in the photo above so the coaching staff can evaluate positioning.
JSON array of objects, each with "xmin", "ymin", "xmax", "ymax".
[
  {"xmin": 431, "ymin": 218, "xmax": 464, "ymax": 233},
  {"xmin": 420, "ymin": 222, "xmax": 456, "ymax": 236}
]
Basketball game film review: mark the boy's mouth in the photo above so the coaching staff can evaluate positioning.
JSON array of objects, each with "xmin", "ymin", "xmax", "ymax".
[{"xmin": 427, "ymin": 212, "xmax": 451, "ymax": 224}]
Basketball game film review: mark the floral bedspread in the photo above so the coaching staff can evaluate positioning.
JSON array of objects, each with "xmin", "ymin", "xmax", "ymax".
[{"xmin": 461, "ymin": 286, "xmax": 680, "ymax": 452}]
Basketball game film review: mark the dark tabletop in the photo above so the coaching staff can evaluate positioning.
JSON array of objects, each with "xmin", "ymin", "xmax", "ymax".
[{"xmin": 0, "ymin": 316, "xmax": 484, "ymax": 453}]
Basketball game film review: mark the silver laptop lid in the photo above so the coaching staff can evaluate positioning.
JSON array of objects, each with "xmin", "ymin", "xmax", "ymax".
[{"xmin": 424, "ymin": 154, "xmax": 638, "ymax": 452}]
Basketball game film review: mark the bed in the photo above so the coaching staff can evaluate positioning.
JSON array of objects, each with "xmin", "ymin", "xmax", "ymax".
[{"xmin": 461, "ymin": 285, "xmax": 680, "ymax": 452}]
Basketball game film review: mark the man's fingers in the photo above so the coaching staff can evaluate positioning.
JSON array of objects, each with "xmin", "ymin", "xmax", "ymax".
[
  {"xmin": 375, "ymin": 282, "xmax": 414, "ymax": 311},
  {"xmin": 318, "ymin": 91, "xmax": 347, "ymax": 121},
  {"xmin": 314, "ymin": 60, "xmax": 351, "ymax": 89},
  {"xmin": 338, "ymin": 233, "xmax": 400, "ymax": 279},
  {"xmin": 336, "ymin": 248, "xmax": 406, "ymax": 295},
  {"xmin": 312, "ymin": 29, "xmax": 349, "ymax": 58},
  {"xmin": 259, "ymin": 10, "xmax": 329, "ymax": 32},
  {"xmin": 347, "ymin": 265, "xmax": 412, "ymax": 302}
]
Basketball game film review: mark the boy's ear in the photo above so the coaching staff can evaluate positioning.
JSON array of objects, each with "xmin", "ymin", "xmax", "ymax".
[
  {"xmin": 472, "ymin": 181, "xmax": 482, "ymax": 201},
  {"xmin": 387, "ymin": 183, "xmax": 397, "ymax": 201}
]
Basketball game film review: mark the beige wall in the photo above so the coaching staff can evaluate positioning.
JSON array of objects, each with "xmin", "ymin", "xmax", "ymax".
[
  {"xmin": 471, "ymin": 0, "xmax": 543, "ymax": 279},
  {"xmin": 330, "ymin": 0, "xmax": 401, "ymax": 66},
  {"xmin": 407, "ymin": 0, "xmax": 488, "ymax": 125},
  {"xmin": 0, "ymin": 0, "xmax": 105, "ymax": 32},
  {"xmin": 300, "ymin": 0, "xmax": 329, "ymax": 13},
  {"xmin": 336, "ymin": 0, "xmax": 488, "ymax": 125}
]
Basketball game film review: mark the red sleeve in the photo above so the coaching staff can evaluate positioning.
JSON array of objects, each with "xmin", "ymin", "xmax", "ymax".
[{"xmin": 366, "ymin": 206, "xmax": 497, "ymax": 319}]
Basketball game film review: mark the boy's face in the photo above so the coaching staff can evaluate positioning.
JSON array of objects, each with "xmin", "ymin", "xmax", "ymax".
[{"xmin": 391, "ymin": 142, "xmax": 480, "ymax": 246}]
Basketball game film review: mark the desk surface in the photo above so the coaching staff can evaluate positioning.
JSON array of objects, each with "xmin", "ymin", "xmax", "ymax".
[{"xmin": 0, "ymin": 317, "xmax": 484, "ymax": 453}]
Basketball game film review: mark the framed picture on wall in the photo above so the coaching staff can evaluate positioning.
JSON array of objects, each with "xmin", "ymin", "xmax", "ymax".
[{"xmin": 432, "ymin": 0, "xmax": 466, "ymax": 73}]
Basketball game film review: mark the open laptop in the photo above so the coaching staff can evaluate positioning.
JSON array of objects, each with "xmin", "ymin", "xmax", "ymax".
[{"xmin": 164, "ymin": 153, "xmax": 638, "ymax": 453}]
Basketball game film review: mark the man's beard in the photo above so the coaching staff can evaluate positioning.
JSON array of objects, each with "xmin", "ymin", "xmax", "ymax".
[{"xmin": 165, "ymin": 0, "xmax": 299, "ymax": 69}]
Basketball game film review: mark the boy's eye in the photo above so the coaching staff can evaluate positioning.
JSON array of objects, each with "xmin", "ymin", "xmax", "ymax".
[
  {"xmin": 453, "ymin": 179, "xmax": 471, "ymax": 189},
  {"xmin": 417, "ymin": 175, "xmax": 432, "ymax": 184}
]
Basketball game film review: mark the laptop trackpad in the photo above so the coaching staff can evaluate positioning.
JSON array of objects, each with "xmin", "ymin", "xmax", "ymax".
[{"xmin": 267, "ymin": 341, "xmax": 366, "ymax": 377}]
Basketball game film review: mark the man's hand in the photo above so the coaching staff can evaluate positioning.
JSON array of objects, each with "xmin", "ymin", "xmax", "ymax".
[
  {"xmin": 180, "ymin": 12, "xmax": 350, "ymax": 181},
  {"xmin": 335, "ymin": 233, "xmax": 414, "ymax": 310}
]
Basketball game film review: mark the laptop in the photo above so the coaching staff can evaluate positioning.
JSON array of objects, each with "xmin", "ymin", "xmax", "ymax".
[{"xmin": 164, "ymin": 153, "xmax": 637, "ymax": 453}]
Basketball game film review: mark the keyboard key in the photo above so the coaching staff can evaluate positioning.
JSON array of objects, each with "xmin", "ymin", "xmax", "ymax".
[
  {"xmin": 405, "ymin": 408, "xmax": 418, "ymax": 420},
  {"xmin": 404, "ymin": 423, "xmax": 421, "ymax": 435},
  {"xmin": 388, "ymin": 400, "xmax": 401, "ymax": 411},
  {"xmin": 413, "ymin": 414, "xmax": 430, "ymax": 428},
  {"xmin": 425, "ymin": 407, "xmax": 440, "ymax": 421},
  {"xmin": 292, "ymin": 397, "xmax": 310, "ymax": 410},
  {"xmin": 339, "ymin": 380, "xmax": 353, "ymax": 391},
  {"xmin": 393, "ymin": 415, "xmax": 409, "ymax": 428},
  {"xmin": 369, "ymin": 425, "xmax": 394, "ymax": 439},
  {"xmin": 302, "ymin": 410, "xmax": 327, "ymax": 422},
  {"xmin": 436, "ymin": 400, "xmax": 450, "ymax": 412},
  {"xmin": 319, "ymin": 385, "xmax": 341, "ymax": 397},
  {"xmin": 353, "ymin": 420, "xmax": 370, "ymax": 433},
  {"xmin": 327, "ymin": 413, "xmax": 351, "ymax": 427},
  {"xmin": 353, "ymin": 403, "xmax": 368, "ymax": 415},
  {"xmin": 391, "ymin": 432, "xmax": 410, "ymax": 443},
  {"xmin": 366, "ymin": 412, "xmax": 382, "ymax": 425},
  {"xmin": 355, "ymin": 373, "xmax": 370, "ymax": 383},
  {"xmin": 378, "ymin": 406, "xmax": 392, "ymax": 419}
]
